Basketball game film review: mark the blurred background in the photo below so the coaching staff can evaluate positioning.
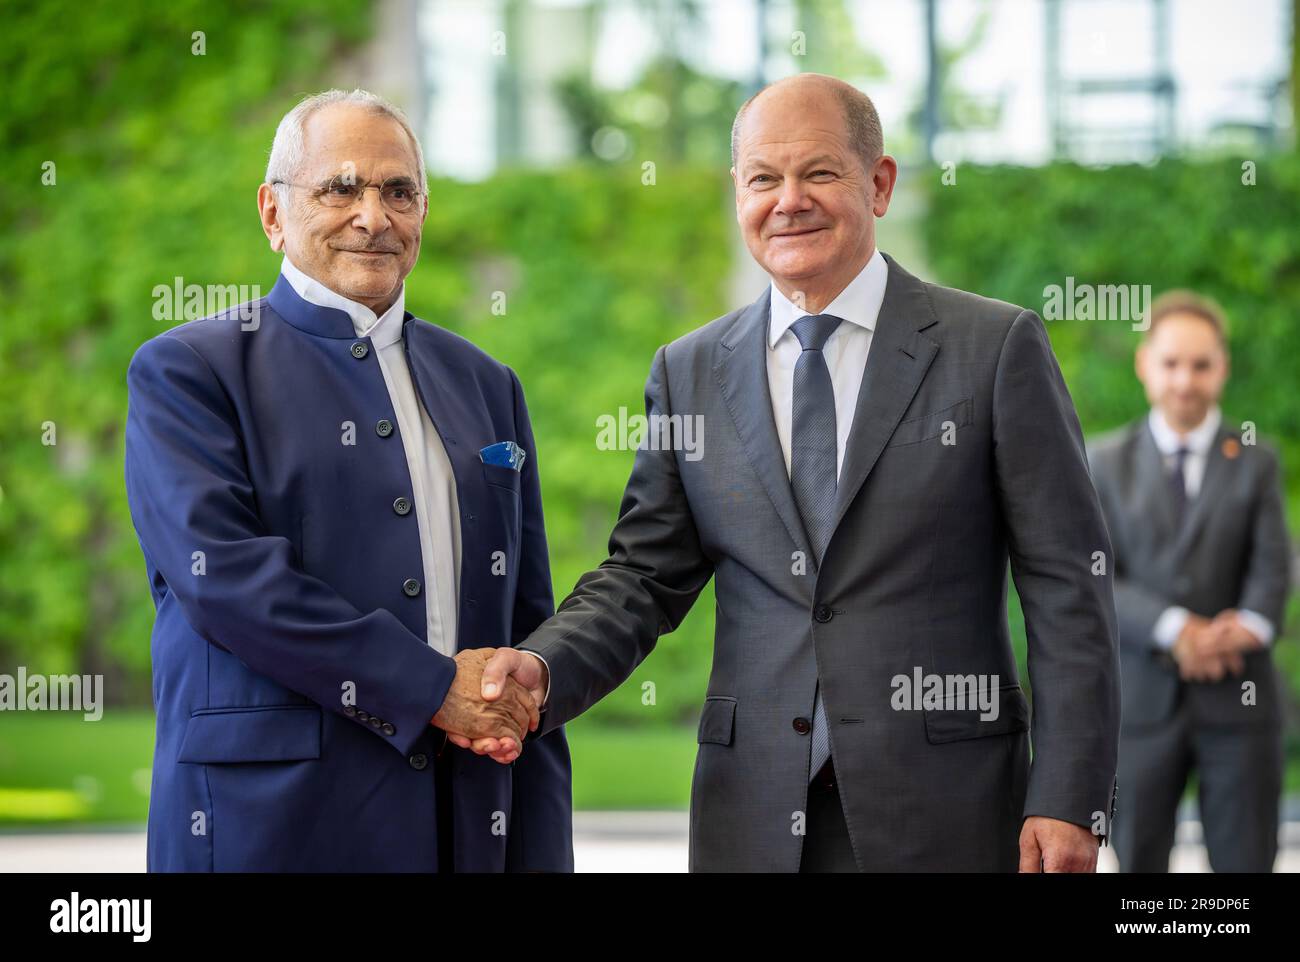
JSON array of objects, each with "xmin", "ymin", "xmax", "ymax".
[{"xmin": 1, "ymin": 0, "xmax": 1297, "ymax": 870}]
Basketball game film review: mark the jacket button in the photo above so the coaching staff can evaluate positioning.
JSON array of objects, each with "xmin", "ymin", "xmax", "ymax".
[
  {"xmin": 356, "ymin": 710, "xmax": 370, "ymax": 722},
  {"xmin": 403, "ymin": 578, "xmax": 421, "ymax": 597},
  {"xmin": 793, "ymin": 717, "xmax": 812, "ymax": 734},
  {"xmin": 376, "ymin": 419, "xmax": 393, "ymax": 437},
  {"xmin": 382, "ymin": 722, "xmax": 396, "ymax": 736},
  {"xmin": 368, "ymin": 716, "xmax": 382, "ymax": 729},
  {"xmin": 393, "ymin": 496, "xmax": 412, "ymax": 516},
  {"xmin": 409, "ymin": 753, "xmax": 428, "ymax": 770},
  {"xmin": 350, "ymin": 341, "xmax": 369, "ymax": 359},
  {"xmin": 343, "ymin": 706, "xmax": 356, "ymax": 716},
  {"xmin": 814, "ymin": 604, "xmax": 833, "ymax": 623}
]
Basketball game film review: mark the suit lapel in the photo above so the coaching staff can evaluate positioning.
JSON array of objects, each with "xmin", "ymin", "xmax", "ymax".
[
  {"xmin": 830, "ymin": 253, "xmax": 940, "ymax": 535},
  {"xmin": 1174, "ymin": 423, "xmax": 1235, "ymax": 554},
  {"xmin": 713, "ymin": 253, "xmax": 943, "ymax": 568},
  {"xmin": 400, "ymin": 321, "xmax": 473, "ymax": 521},
  {"xmin": 714, "ymin": 287, "xmax": 815, "ymax": 561},
  {"xmin": 403, "ymin": 319, "xmax": 458, "ymax": 446}
]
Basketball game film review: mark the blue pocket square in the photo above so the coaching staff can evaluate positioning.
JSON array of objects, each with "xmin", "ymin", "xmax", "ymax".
[{"xmin": 479, "ymin": 441, "xmax": 527, "ymax": 471}]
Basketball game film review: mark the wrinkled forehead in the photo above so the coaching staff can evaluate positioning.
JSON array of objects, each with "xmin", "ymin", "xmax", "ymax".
[
  {"xmin": 735, "ymin": 96, "xmax": 852, "ymax": 170},
  {"xmin": 300, "ymin": 104, "xmax": 419, "ymax": 181}
]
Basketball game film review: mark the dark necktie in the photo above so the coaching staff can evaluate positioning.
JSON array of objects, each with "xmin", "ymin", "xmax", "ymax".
[
  {"xmin": 1168, "ymin": 446, "xmax": 1189, "ymax": 527},
  {"xmin": 788, "ymin": 313, "xmax": 843, "ymax": 780}
]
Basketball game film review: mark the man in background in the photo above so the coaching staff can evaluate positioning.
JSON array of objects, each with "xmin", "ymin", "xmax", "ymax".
[{"xmin": 1088, "ymin": 290, "xmax": 1291, "ymax": 872}]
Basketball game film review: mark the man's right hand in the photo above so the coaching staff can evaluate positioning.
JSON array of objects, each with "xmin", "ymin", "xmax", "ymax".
[
  {"xmin": 431, "ymin": 648, "xmax": 539, "ymax": 759},
  {"xmin": 447, "ymin": 647, "xmax": 549, "ymax": 765}
]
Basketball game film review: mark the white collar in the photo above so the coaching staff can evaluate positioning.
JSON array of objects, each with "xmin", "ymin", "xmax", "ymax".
[
  {"xmin": 1148, "ymin": 405, "xmax": 1222, "ymax": 455},
  {"xmin": 280, "ymin": 255, "xmax": 407, "ymax": 348},
  {"xmin": 768, "ymin": 247, "xmax": 887, "ymax": 348}
]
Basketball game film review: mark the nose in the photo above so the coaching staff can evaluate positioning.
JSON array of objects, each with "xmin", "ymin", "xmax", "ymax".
[
  {"xmin": 350, "ymin": 185, "xmax": 392, "ymax": 235},
  {"xmin": 1171, "ymin": 367, "xmax": 1199, "ymax": 394},
  {"xmin": 773, "ymin": 175, "xmax": 813, "ymax": 218}
]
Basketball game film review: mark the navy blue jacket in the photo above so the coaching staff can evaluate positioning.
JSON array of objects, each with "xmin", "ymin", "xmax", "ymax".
[{"xmin": 125, "ymin": 275, "xmax": 573, "ymax": 871}]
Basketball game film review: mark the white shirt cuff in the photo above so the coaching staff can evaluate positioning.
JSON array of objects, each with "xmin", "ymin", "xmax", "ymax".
[
  {"xmin": 1235, "ymin": 609, "xmax": 1275, "ymax": 647},
  {"xmin": 522, "ymin": 650, "xmax": 551, "ymax": 708},
  {"xmin": 1152, "ymin": 606, "xmax": 1190, "ymax": 649}
]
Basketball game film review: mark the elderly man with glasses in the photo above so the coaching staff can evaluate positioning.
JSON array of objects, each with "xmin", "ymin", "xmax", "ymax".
[{"xmin": 125, "ymin": 88, "xmax": 572, "ymax": 872}]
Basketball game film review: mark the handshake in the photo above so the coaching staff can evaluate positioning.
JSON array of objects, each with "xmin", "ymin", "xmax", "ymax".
[
  {"xmin": 1171, "ymin": 608, "xmax": 1264, "ymax": 682},
  {"xmin": 430, "ymin": 648, "xmax": 549, "ymax": 764}
]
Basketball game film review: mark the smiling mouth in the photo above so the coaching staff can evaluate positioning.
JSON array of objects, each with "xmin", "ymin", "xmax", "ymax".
[{"xmin": 771, "ymin": 228, "xmax": 825, "ymax": 238}]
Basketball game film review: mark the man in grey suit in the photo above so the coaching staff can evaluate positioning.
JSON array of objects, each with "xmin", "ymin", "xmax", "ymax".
[
  {"xmin": 1087, "ymin": 290, "xmax": 1291, "ymax": 872},
  {"xmin": 459, "ymin": 73, "xmax": 1120, "ymax": 871}
]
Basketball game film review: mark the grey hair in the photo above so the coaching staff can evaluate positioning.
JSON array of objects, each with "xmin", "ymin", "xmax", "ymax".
[
  {"xmin": 266, "ymin": 88, "xmax": 427, "ymax": 197},
  {"xmin": 730, "ymin": 75, "xmax": 883, "ymax": 172}
]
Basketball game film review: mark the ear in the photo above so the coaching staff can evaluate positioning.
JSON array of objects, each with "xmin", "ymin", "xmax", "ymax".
[
  {"xmin": 870, "ymin": 155, "xmax": 899, "ymax": 217},
  {"xmin": 730, "ymin": 166, "xmax": 742, "ymax": 219},
  {"xmin": 1133, "ymin": 341, "xmax": 1147, "ymax": 381},
  {"xmin": 257, "ymin": 183, "xmax": 286, "ymax": 253}
]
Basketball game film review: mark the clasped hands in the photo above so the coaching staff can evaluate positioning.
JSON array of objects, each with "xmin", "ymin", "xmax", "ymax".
[
  {"xmin": 430, "ymin": 648, "xmax": 548, "ymax": 764},
  {"xmin": 1170, "ymin": 609, "xmax": 1263, "ymax": 682}
]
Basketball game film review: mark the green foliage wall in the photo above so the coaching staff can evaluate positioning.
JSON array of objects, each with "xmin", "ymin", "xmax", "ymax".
[
  {"xmin": 1, "ymin": 1, "xmax": 372, "ymax": 700},
  {"xmin": 921, "ymin": 157, "xmax": 1300, "ymax": 491}
]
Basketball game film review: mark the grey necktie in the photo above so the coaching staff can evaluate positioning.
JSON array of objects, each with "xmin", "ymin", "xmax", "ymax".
[
  {"xmin": 1168, "ymin": 446, "xmax": 1189, "ymax": 527},
  {"xmin": 788, "ymin": 313, "xmax": 843, "ymax": 781}
]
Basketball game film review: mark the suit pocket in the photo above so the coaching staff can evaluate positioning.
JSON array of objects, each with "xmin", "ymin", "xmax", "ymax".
[
  {"xmin": 697, "ymin": 696, "xmax": 737, "ymax": 746},
  {"xmin": 482, "ymin": 461, "xmax": 522, "ymax": 494},
  {"xmin": 178, "ymin": 705, "xmax": 322, "ymax": 764},
  {"xmin": 923, "ymin": 682, "xmax": 1029, "ymax": 744},
  {"xmin": 888, "ymin": 397, "xmax": 973, "ymax": 447}
]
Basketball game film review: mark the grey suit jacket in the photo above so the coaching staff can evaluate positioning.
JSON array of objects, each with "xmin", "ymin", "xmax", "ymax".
[
  {"xmin": 524, "ymin": 252, "xmax": 1121, "ymax": 871},
  {"xmin": 1087, "ymin": 417, "xmax": 1290, "ymax": 731}
]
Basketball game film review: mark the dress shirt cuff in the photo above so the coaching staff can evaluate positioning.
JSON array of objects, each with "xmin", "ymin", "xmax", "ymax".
[
  {"xmin": 1152, "ymin": 606, "xmax": 1190, "ymax": 649},
  {"xmin": 522, "ymin": 650, "xmax": 551, "ymax": 708},
  {"xmin": 1235, "ymin": 609, "xmax": 1275, "ymax": 647}
]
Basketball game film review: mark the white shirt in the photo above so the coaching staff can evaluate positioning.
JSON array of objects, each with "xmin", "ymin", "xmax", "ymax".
[
  {"xmin": 1147, "ymin": 405, "xmax": 1273, "ymax": 648},
  {"xmin": 280, "ymin": 257, "xmax": 462, "ymax": 657},
  {"xmin": 767, "ymin": 248, "xmax": 888, "ymax": 481}
]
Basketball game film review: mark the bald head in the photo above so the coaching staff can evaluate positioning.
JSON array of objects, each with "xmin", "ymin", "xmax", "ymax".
[
  {"xmin": 731, "ymin": 74, "xmax": 883, "ymax": 172},
  {"xmin": 729, "ymin": 71, "xmax": 897, "ymax": 313}
]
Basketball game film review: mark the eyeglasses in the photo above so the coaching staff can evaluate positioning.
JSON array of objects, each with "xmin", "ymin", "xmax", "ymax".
[{"xmin": 272, "ymin": 174, "xmax": 424, "ymax": 213}]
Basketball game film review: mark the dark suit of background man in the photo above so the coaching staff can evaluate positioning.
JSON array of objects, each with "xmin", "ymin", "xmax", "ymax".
[
  {"xmin": 466, "ymin": 73, "xmax": 1121, "ymax": 873},
  {"xmin": 125, "ymin": 89, "xmax": 571, "ymax": 871},
  {"xmin": 1088, "ymin": 290, "xmax": 1291, "ymax": 873}
]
